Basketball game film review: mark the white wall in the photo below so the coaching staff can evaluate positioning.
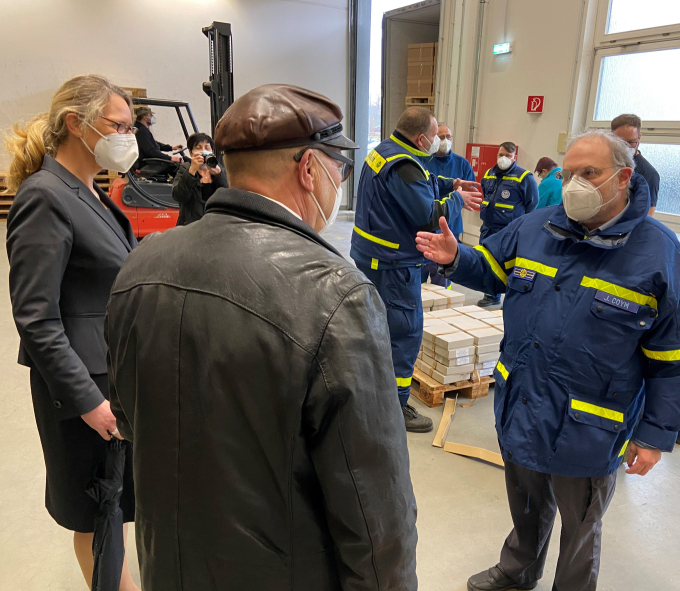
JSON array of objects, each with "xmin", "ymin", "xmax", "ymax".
[{"xmin": 0, "ymin": 0, "xmax": 349, "ymax": 169}]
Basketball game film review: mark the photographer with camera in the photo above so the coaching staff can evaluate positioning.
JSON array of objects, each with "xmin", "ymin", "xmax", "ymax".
[{"xmin": 172, "ymin": 132, "xmax": 228, "ymax": 226}]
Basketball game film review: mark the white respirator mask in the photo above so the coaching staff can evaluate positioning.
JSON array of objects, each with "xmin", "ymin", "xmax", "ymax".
[
  {"xmin": 310, "ymin": 155, "xmax": 342, "ymax": 235},
  {"xmin": 441, "ymin": 138, "xmax": 452, "ymax": 154},
  {"xmin": 81, "ymin": 124, "xmax": 139, "ymax": 173},
  {"xmin": 562, "ymin": 169, "xmax": 621, "ymax": 222},
  {"xmin": 423, "ymin": 134, "xmax": 441, "ymax": 155},
  {"xmin": 497, "ymin": 156, "xmax": 513, "ymax": 170}
]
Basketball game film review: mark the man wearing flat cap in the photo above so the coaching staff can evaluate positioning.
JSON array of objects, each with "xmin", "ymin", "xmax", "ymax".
[
  {"xmin": 106, "ymin": 84, "xmax": 418, "ymax": 591},
  {"xmin": 134, "ymin": 106, "xmax": 183, "ymax": 165}
]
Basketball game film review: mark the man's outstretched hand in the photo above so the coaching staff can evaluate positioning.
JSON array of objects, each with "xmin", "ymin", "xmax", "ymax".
[
  {"xmin": 460, "ymin": 189, "xmax": 483, "ymax": 212},
  {"xmin": 416, "ymin": 217, "xmax": 459, "ymax": 265},
  {"xmin": 453, "ymin": 179, "xmax": 482, "ymax": 193}
]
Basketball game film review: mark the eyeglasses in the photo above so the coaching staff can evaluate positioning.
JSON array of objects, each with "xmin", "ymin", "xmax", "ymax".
[
  {"xmin": 99, "ymin": 116, "xmax": 137, "ymax": 135},
  {"xmin": 294, "ymin": 144, "xmax": 354, "ymax": 182},
  {"xmin": 556, "ymin": 166, "xmax": 621, "ymax": 183}
]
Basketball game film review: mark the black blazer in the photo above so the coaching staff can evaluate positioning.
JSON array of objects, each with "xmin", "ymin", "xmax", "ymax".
[
  {"xmin": 6, "ymin": 155, "xmax": 136, "ymax": 420},
  {"xmin": 172, "ymin": 162, "xmax": 228, "ymax": 226}
]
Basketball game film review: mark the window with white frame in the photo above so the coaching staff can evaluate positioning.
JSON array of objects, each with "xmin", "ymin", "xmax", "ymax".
[{"xmin": 588, "ymin": 0, "xmax": 680, "ymax": 221}]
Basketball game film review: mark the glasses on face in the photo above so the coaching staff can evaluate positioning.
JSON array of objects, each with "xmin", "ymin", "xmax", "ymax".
[
  {"xmin": 438, "ymin": 135, "xmax": 452, "ymax": 141},
  {"xmin": 99, "ymin": 116, "xmax": 137, "ymax": 135},
  {"xmin": 625, "ymin": 138, "xmax": 640, "ymax": 148},
  {"xmin": 556, "ymin": 165, "xmax": 620, "ymax": 183},
  {"xmin": 294, "ymin": 144, "xmax": 354, "ymax": 182}
]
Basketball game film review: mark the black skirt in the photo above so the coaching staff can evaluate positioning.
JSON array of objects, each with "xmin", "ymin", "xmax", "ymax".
[{"xmin": 30, "ymin": 369, "xmax": 135, "ymax": 533}]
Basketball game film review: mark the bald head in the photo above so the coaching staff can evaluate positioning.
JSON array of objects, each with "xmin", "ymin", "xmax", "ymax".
[{"xmin": 396, "ymin": 107, "xmax": 438, "ymax": 153}]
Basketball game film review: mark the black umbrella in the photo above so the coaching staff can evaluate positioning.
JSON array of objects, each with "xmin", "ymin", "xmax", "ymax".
[{"xmin": 87, "ymin": 438, "xmax": 127, "ymax": 591}]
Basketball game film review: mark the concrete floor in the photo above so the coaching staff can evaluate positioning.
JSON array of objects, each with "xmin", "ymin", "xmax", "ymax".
[{"xmin": 1, "ymin": 217, "xmax": 679, "ymax": 590}]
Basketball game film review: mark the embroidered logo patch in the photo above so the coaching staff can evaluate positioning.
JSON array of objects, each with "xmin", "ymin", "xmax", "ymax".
[
  {"xmin": 512, "ymin": 267, "xmax": 536, "ymax": 282},
  {"xmin": 594, "ymin": 290, "xmax": 640, "ymax": 313},
  {"xmin": 501, "ymin": 190, "xmax": 510, "ymax": 199}
]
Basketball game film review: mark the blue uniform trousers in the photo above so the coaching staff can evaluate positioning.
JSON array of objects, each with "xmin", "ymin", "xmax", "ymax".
[
  {"xmin": 421, "ymin": 262, "xmax": 450, "ymax": 287},
  {"xmin": 356, "ymin": 263, "xmax": 423, "ymax": 406}
]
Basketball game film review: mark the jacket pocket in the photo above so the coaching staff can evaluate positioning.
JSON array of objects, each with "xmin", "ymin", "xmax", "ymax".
[
  {"xmin": 550, "ymin": 393, "xmax": 629, "ymax": 469},
  {"xmin": 507, "ymin": 274, "xmax": 536, "ymax": 294},
  {"xmin": 383, "ymin": 268, "xmax": 421, "ymax": 335},
  {"xmin": 480, "ymin": 200, "xmax": 490, "ymax": 224},
  {"xmin": 589, "ymin": 292, "xmax": 656, "ymax": 332},
  {"xmin": 493, "ymin": 354, "xmax": 514, "ymax": 434}
]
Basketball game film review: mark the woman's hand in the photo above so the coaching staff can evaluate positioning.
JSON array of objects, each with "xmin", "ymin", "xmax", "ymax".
[
  {"xmin": 81, "ymin": 400, "xmax": 123, "ymax": 441},
  {"xmin": 416, "ymin": 217, "xmax": 459, "ymax": 265},
  {"xmin": 189, "ymin": 152, "xmax": 205, "ymax": 175},
  {"xmin": 209, "ymin": 164, "xmax": 222, "ymax": 177}
]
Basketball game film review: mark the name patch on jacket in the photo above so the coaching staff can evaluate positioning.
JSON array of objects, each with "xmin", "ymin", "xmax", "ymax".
[
  {"xmin": 595, "ymin": 290, "xmax": 640, "ymax": 313},
  {"xmin": 512, "ymin": 267, "xmax": 536, "ymax": 282}
]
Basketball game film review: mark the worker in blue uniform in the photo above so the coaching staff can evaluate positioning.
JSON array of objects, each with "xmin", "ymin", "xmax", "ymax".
[
  {"xmin": 351, "ymin": 107, "xmax": 482, "ymax": 433},
  {"xmin": 421, "ymin": 123, "xmax": 476, "ymax": 287},
  {"xmin": 478, "ymin": 141, "xmax": 539, "ymax": 307},
  {"xmin": 416, "ymin": 130, "xmax": 680, "ymax": 591},
  {"xmin": 534, "ymin": 156, "xmax": 563, "ymax": 209}
]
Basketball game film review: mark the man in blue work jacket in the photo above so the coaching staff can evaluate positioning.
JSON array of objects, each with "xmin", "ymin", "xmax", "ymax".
[
  {"xmin": 351, "ymin": 107, "xmax": 482, "ymax": 432},
  {"xmin": 420, "ymin": 123, "xmax": 477, "ymax": 287},
  {"xmin": 416, "ymin": 130, "xmax": 680, "ymax": 591},
  {"xmin": 478, "ymin": 142, "xmax": 539, "ymax": 307}
]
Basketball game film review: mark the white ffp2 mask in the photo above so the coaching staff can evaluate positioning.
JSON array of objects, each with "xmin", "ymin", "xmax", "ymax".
[
  {"xmin": 497, "ymin": 156, "xmax": 513, "ymax": 170},
  {"xmin": 82, "ymin": 124, "xmax": 139, "ymax": 173},
  {"xmin": 424, "ymin": 134, "xmax": 441, "ymax": 155},
  {"xmin": 562, "ymin": 169, "xmax": 621, "ymax": 222},
  {"xmin": 310, "ymin": 155, "xmax": 342, "ymax": 235},
  {"xmin": 440, "ymin": 139, "xmax": 452, "ymax": 154}
]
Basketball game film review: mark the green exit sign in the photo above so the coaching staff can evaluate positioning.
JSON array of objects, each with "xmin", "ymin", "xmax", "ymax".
[{"xmin": 493, "ymin": 43, "xmax": 512, "ymax": 55}]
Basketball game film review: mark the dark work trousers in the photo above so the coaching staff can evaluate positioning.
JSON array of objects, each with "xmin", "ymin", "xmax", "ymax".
[
  {"xmin": 499, "ymin": 461, "xmax": 617, "ymax": 591},
  {"xmin": 356, "ymin": 264, "xmax": 423, "ymax": 406},
  {"xmin": 421, "ymin": 261, "xmax": 450, "ymax": 287}
]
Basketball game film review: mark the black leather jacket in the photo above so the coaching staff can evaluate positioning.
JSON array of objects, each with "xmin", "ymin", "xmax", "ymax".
[{"xmin": 106, "ymin": 188, "xmax": 418, "ymax": 591}]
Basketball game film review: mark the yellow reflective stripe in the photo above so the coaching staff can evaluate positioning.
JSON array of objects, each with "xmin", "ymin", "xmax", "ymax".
[
  {"xmin": 353, "ymin": 226, "xmax": 400, "ymax": 249},
  {"xmin": 494, "ymin": 203, "xmax": 514, "ymax": 209},
  {"xmin": 437, "ymin": 192, "xmax": 453, "ymax": 204},
  {"xmin": 482, "ymin": 200, "xmax": 489, "ymax": 206},
  {"xmin": 365, "ymin": 150, "xmax": 387, "ymax": 174},
  {"xmin": 618, "ymin": 438, "xmax": 631, "ymax": 458},
  {"xmin": 396, "ymin": 376, "xmax": 412, "ymax": 387},
  {"xmin": 474, "ymin": 245, "xmax": 508, "ymax": 286},
  {"xmin": 505, "ymin": 257, "xmax": 558, "ymax": 277},
  {"xmin": 496, "ymin": 361, "xmax": 509, "ymax": 380},
  {"xmin": 371, "ymin": 258, "xmax": 379, "ymax": 270},
  {"xmin": 447, "ymin": 284, "xmax": 452, "ymax": 290},
  {"xmin": 641, "ymin": 347, "xmax": 680, "ymax": 361},
  {"xmin": 483, "ymin": 169, "xmax": 496, "ymax": 180},
  {"xmin": 571, "ymin": 399, "xmax": 624, "ymax": 423},
  {"xmin": 580, "ymin": 277, "xmax": 657, "ymax": 309},
  {"xmin": 385, "ymin": 153, "xmax": 430, "ymax": 180},
  {"xmin": 502, "ymin": 170, "xmax": 531, "ymax": 182},
  {"xmin": 389, "ymin": 134, "xmax": 430, "ymax": 158}
]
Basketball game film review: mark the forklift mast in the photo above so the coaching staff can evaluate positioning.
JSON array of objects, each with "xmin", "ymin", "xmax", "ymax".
[{"xmin": 202, "ymin": 21, "xmax": 235, "ymax": 136}]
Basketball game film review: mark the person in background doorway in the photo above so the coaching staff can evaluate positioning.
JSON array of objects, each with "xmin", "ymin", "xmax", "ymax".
[
  {"xmin": 477, "ymin": 141, "xmax": 539, "ymax": 307},
  {"xmin": 421, "ymin": 123, "xmax": 477, "ymax": 287},
  {"xmin": 534, "ymin": 157, "xmax": 562, "ymax": 209},
  {"xmin": 172, "ymin": 132, "xmax": 228, "ymax": 226},
  {"xmin": 611, "ymin": 113, "xmax": 660, "ymax": 216},
  {"xmin": 134, "ymin": 106, "xmax": 182, "ymax": 165},
  {"xmin": 5, "ymin": 75, "xmax": 139, "ymax": 590},
  {"xmin": 417, "ymin": 129, "xmax": 680, "ymax": 591},
  {"xmin": 351, "ymin": 107, "xmax": 482, "ymax": 432}
]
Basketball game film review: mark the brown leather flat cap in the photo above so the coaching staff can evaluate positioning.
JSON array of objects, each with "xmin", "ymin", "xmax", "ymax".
[{"xmin": 214, "ymin": 84, "xmax": 359, "ymax": 152}]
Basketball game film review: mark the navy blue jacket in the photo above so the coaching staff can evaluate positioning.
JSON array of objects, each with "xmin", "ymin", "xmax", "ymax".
[
  {"xmin": 351, "ymin": 132, "xmax": 463, "ymax": 269},
  {"xmin": 424, "ymin": 151, "xmax": 476, "ymax": 236},
  {"xmin": 480, "ymin": 162, "xmax": 539, "ymax": 240},
  {"xmin": 445, "ymin": 176, "xmax": 680, "ymax": 477}
]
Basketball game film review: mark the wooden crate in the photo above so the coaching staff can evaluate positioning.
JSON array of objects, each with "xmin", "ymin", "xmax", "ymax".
[
  {"xmin": 411, "ymin": 367, "xmax": 492, "ymax": 408},
  {"xmin": 95, "ymin": 169, "xmax": 121, "ymax": 194},
  {"xmin": 405, "ymin": 96, "xmax": 435, "ymax": 105},
  {"xmin": 121, "ymin": 86, "xmax": 147, "ymax": 98},
  {"xmin": 0, "ymin": 172, "xmax": 15, "ymax": 220}
]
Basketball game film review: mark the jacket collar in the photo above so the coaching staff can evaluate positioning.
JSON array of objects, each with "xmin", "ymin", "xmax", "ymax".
[
  {"xmin": 41, "ymin": 155, "xmax": 133, "ymax": 251},
  {"xmin": 390, "ymin": 131, "xmax": 431, "ymax": 159},
  {"xmin": 493, "ymin": 161, "xmax": 519, "ymax": 177},
  {"xmin": 543, "ymin": 174, "xmax": 650, "ymax": 249},
  {"xmin": 204, "ymin": 188, "xmax": 343, "ymax": 258},
  {"xmin": 546, "ymin": 167, "xmax": 561, "ymax": 180}
]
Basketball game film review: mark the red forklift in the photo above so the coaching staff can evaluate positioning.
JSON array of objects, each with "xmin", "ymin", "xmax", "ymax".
[{"xmin": 108, "ymin": 22, "xmax": 234, "ymax": 239}]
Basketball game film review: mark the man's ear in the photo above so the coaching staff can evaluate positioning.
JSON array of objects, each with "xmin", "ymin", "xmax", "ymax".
[
  {"xmin": 617, "ymin": 167, "xmax": 633, "ymax": 191},
  {"xmin": 297, "ymin": 149, "xmax": 316, "ymax": 193}
]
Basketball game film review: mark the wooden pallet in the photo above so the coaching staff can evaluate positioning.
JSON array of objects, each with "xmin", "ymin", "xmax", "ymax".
[
  {"xmin": 405, "ymin": 96, "xmax": 435, "ymax": 105},
  {"xmin": 410, "ymin": 367, "xmax": 493, "ymax": 408}
]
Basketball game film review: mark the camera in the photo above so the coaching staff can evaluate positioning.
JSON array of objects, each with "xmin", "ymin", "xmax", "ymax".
[{"xmin": 200, "ymin": 151, "xmax": 219, "ymax": 168}]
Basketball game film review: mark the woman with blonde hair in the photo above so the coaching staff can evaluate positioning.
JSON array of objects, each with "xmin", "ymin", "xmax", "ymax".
[{"xmin": 5, "ymin": 75, "xmax": 139, "ymax": 590}]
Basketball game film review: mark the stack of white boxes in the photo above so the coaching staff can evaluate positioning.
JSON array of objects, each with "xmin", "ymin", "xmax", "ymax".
[
  {"xmin": 417, "ymin": 300, "xmax": 504, "ymax": 385},
  {"xmin": 421, "ymin": 284, "xmax": 466, "ymax": 311}
]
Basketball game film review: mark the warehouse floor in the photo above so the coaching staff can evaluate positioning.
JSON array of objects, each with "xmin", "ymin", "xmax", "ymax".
[{"xmin": 1, "ymin": 218, "xmax": 679, "ymax": 591}]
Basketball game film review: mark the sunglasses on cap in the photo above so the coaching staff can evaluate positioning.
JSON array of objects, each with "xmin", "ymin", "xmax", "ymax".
[{"xmin": 294, "ymin": 143, "xmax": 354, "ymax": 182}]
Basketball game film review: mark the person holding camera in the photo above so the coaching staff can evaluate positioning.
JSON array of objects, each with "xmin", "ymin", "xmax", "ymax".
[{"xmin": 172, "ymin": 132, "xmax": 228, "ymax": 226}]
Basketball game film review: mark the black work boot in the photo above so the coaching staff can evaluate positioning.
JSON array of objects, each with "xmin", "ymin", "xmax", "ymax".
[
  {"xmin": 467, "ymin": 565, "xmax": 538, "ymax": 591},
  {"xmin": 402, "ymin": 404, "xmax": 433, "ymax": 433},
  {"xmin": 477, "ymin": 295, "xmax": 501, "ymax": 308}
]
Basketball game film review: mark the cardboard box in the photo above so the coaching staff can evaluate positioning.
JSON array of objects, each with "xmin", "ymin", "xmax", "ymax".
[
  {"xmin": 408, "ymin": 42, "xmax": 436, "ymax": 62},
  {"xmin": 476, "ymin": 360, "xmax": 497, "ymax": 370},
  {"xmin": 449, "ymin": 316, "xmax": 489, "ymax": 332},
  {"xmin": 436, "ymin": 362, "xmax": 475, "ymax": 375},
  {"xmin": 430, "ymin": 309, "xmax": 462, "ymax": 319},
  {"xmin": 478, "ymin": 368, "xmax": 494, "ymax": 377},
  {"xmin": 408, "ymin": 63, "xmax": 435, "ymax": 80},
  {"xmin": 436, "ymin": 354, "xmax": 471, "ymax": 366},
  {"xmin": 434, "ymin": 346, "xmax": 473, "ymax": 360},
  {"xmin": 477, "ymin": 352, "xmax": 500, "ymax": 363},
  {"xmin": 423, "ymin": 324, "xmax": 459, "ymax": 340},
  {"xmin": 421, "ymin": 295, "xmax": 434, "ymax": 308},
  {"xmin": 432, "ymin": 370, "xmax": 472, "ymax": 384},
  {"xmin": 435, "ymin": 332, "xmax": 475, "ymax": 350},
  {"xmin": 407, "ymin": 81, "xmax": 433, "ymax": 96},
  {"xmin": 469, "ymin": 327, "xmax": 504, "ymax": 345},
  {"xmin": 453, "ymin": 305, "xmax": 484, "ymax": 314},
  {"xmin": 484, "ymin": 317, "xmax": 505, "ymax": 327},
  {"xmin": 424, "ymin": 318, "xmax": 445, "ymax": 327},
  {"xmin": 476, "ymin": 343, "xmax": 500, "ymax": 355},
  {"xmin": 465, "ymin": 310, "xmax": 498, "ymax": 320},
  {"xmin": 422, "ymin": 352, "xmax": 436, "ymax": 367}
]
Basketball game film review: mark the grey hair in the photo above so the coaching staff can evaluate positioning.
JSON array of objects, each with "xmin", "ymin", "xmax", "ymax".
[{"xmin": 567, "ymin": 129, "xmax": 635, "ymax": 170}]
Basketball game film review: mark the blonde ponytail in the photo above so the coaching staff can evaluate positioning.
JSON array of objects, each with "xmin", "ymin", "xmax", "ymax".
[{"xmin": 4, "ymin": 74, "xmax": 131, "ymax": 193}]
